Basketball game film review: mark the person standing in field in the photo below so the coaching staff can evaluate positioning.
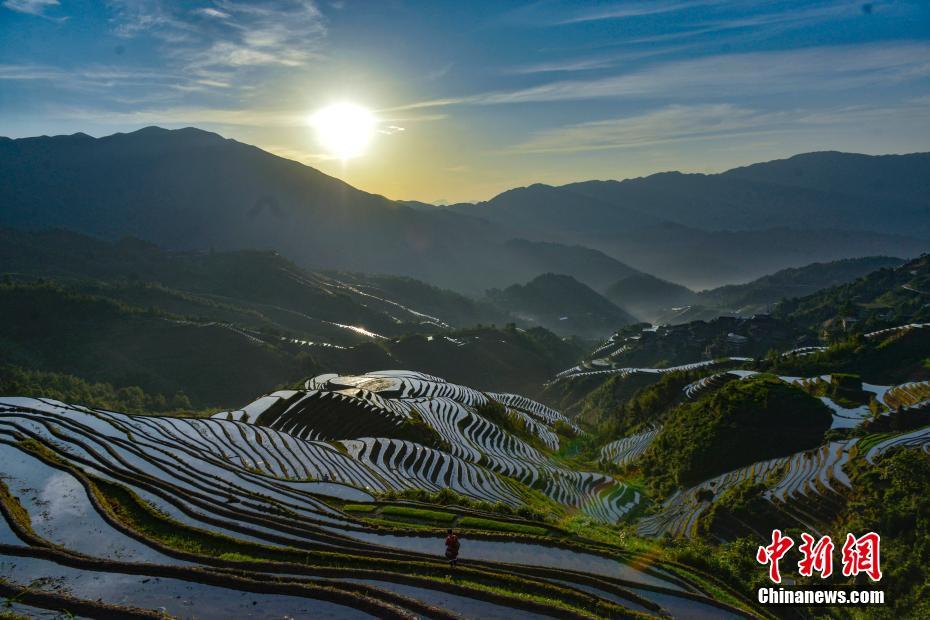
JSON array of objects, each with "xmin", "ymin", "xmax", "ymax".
[{"xmin": 445, "ymin": 529, "xmax": 460, "ymax": 569}]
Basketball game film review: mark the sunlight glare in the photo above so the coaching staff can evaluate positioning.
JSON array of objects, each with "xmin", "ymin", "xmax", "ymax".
[{"xmin": 311, "ymin": 102, "xmax": 376, "ymax": 160}]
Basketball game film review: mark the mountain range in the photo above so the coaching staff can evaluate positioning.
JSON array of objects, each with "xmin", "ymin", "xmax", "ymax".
[{"xmin": 2, "ymin": 127, "xmax": 927, "ymax": 295}]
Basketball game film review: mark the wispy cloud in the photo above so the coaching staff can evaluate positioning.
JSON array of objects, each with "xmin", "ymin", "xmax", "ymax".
[
  {"xmin": 509, "ymin": 104, "xmax": 770, "ymax": 154},
  {"xmin": 532, "ymin": 1, "xmax": 881, "ymax": 59},
  {"xmin": 195, "ymin": 7, "xmax": 230, "ymax": 19},
  {"xmin": 107, "ymin": 0, "xmax": 327, "ymax": 78},
  {"xmin": 53, "ymin": 104, "xmax": 307, "ymax": 128},
  {"xmin": 425, "ymin": 62, "xmax": 454, "ymax": 81},
  {"xmin": 404, "ymin": 42, "xmax": 930, "ymax": 108},
  {"xmin": 502, "ymin": 45, "xmax": 693, "ymax": 76},
  {"xmin": 508, "ymin": 99, "xmax": 930, "ymax": 155},
  {"xmin": 500, "ymin": 0, "xmax": 722, "ymax": 28},
  {"xmin": 0, "ymin": 64, "xmax": 64, "ymax": 80},
  {"xmin": 3, "ymin": 0, "xmax": 65, "ymax": 20},
  {"xmin": 502, "ymin": 57, "xmax": 617, "ymax": 75},
  {"xmin": 555, "ymin": 0, "xmax": 719, "ymax": 25},
  {"xmin": 0, "ymin": 63, "xmax": 177, "ymax": 89}
]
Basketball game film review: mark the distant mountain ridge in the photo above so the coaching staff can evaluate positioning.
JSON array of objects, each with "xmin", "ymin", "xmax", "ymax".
[
  {"xmin": 440, "ymin": 151, "xmax": 929, "ymax": 287},
  {"xmin": 698, "ymin": 256, "xmax": 905, "ymax": 309},
  {"xmin": 562, "ymin": 151, "xmax": 930, "ymax": 237},
  {"xmin": 2, "ymin": 127, "xmax": 927, "ymax": 293},
  {"xmin": 487, "ymin": 273, "xmax": 637, "ymax": 339},
  {"xmin": 647, "ymin": 256, "xmax": 905, "ymax": 324},
  {"xmin": 0, "ymin": 127, "xmax": 643, "ymax": 294}
]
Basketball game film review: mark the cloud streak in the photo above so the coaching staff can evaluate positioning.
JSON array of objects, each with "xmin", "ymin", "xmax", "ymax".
[
  {"xmin": 555, "ymin": 0, "xmax": 720, "ymax": 25},
  {"xmin": 106, "ymin": 0, "xmax": 327, "ymax": 88},
  {"xmin": 508, "ymin": 99, "xmax": 930, "ymax": 155},
  {"xmin": 404, "ymin": 41, "xmax": 930, "ymax": 108},
  {"xmin": 509, "ymin": 104, "xmax": 770, "ymax": 154},
  {"xmin": 3, "ymin": 0, "xmax": 64, "ymax": 20}
]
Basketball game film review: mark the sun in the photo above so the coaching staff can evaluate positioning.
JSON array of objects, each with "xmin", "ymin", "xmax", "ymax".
[{"xmin": 311, "ymin": 102, "xmax": 377, "ymax": 160}]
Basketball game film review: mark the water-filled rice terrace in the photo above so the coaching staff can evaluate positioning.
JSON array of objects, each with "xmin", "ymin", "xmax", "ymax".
[
  {"xmin": 0, "ymin": 370, "xmax": 757, "ymax": 619},
  {"xmin": 630, "ymin": 370, "xmax": 930, "ymax": 540}
]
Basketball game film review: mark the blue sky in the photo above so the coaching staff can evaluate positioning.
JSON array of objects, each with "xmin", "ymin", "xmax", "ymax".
[{"xmin": 1, "ymin": 0, "xmax": 929, "ymax": 201}]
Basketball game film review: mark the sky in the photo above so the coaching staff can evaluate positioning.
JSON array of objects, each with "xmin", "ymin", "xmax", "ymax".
[{"xmin": 1, "ymin": 1, "xmax": 929, "ymax": 203}]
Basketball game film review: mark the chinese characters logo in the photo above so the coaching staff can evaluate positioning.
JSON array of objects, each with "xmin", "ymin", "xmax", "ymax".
[{"xmin": 756, "ymin": 530, "xmax": 881, "ymax": 583}]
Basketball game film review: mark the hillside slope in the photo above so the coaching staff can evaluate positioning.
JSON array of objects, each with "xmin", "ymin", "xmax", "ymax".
[
  {"xmin": 653, "ymin": 255, "xmax": 906, "ymax": 323},
  {"xmin": 446, "ymin": 152, "xmax": 929, "ymax": 287},
  {"xmin": 0, "ymin": 128, "xmax": 648, "ymax": 294},
  {"xmin": 488, "ymin": 273, "xmax": 637, "ymax": 339},
  {"xmin": 564, "ymin": 151, "xmax": 930, "ymax": 237},
  {"xmin": 605, "ymin": 273, "xmax": 697, "ymax": 322}
]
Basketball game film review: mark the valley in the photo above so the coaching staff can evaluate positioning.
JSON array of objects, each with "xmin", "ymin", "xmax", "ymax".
[
  {"xmin": 4, "ymin": 4, "xmax": 930, "ymax": 617},
  {"xmin": 1, "ymin": 131, "xmax": 929, "ymax": 619},
  {"xmin": 3, "ymin": 253, "xmax": 930, "ymax": 617}
]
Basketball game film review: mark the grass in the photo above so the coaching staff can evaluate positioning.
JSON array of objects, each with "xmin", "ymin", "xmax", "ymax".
[
  {"xmin": 856, "ymin": 432, "xmax": 894, "ymax": 453},
  {"xmin": 0, "ymin": 473, "xmax": 40, "ymax": 540},
  {"xmin": 86, "ymin": 477, "xmax": 632, "ymax": 618},
  {"xmin": 458, "ymin": 516, "xmax": 548, "ymax": 536},
  {"xmin": 7, "ymin": 434, "xmax": 759, "ymax": 619},
  {"xmin": 379, "ymin": 505, "xmax": 456, "ymax": 523}
]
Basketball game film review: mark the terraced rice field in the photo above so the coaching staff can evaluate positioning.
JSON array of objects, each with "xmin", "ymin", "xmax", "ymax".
[
  {"xmin": 683, "ymin": 370, "xmax": 930, "ymax": 430},
  {"xmin": 863, "ymin": 322, "xmax": 930, "ymax": 339},
  {"xmin": 639, "ymin": 424, "xmax": 930, "ymax": 539},
  {"xmin": 553, "ymin": 358, "xmax": 752, "ymax": 383},
  {"xmin": 228, "ymin": 371, "xmax": 639, "ymax": 523},
  {"xmin": 638, "ymin": 440, "xmax": 857, "ymax": 538},
  {"xmin": 863, "ymin": 425, "xmax": 930, "ymax": 462},
  {"xmin": 600, "ymin": 429, "xmax": 660, "ymax": 468},
  {"xmin": 882, "ymin": 380, "xmax": 930, "ymax": 410},
  {"xmin": 0, "ymin": 395, "xmax": 752, "ymax": 619}
]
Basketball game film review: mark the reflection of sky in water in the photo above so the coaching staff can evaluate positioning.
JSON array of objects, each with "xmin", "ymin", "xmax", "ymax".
[
  {"xmin": 319, "ymin": 525, "xmax": 680, "ymax": 590},
  {"xmin": 630, "ymin": 588, "xmax": 744, "ymax": 620},
  {"xmin": 0, "ymin": 443, "xmax": 184, "ymax": 564},
  {"xmin": 0, "ymin": 419, "xmax": 721, "ymax": 619},
  {"xmin": 40, "ymin": 472, "xmax": 86, "ymax": 518},
  {"xmin": 0, "ymin": 553, "xmax": 371, "ymax": 620},
  {"xmin": 346, "ymin": 578, "xmax": 554, "ymax": 620}
]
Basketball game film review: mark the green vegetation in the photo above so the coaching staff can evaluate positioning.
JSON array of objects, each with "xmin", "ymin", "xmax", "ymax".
[
  {"xmin": 0, "ymin": 364, "xmax": 213, "ymax": 416},
  {"xmin": 474, "ymin": 399, "xmax": 549, "ymax": 450},
  {"xmin": 378, "ymin": 487, "xmax": 547, "ymax": 521},
  {"xmin": 640, "ymin": 375, "xmax": 832, "ymax": 495},
  {"xmin": 832, "ymin": 448, "xmax": 930, "ymax": 618},
  {"xmin": 666, "ymin": 537, "xmax": 770, "ymax": 595},
  {"xmin": 388, "ymin": 324, "xmax": 583, "ymax": 397},
  {"xmin": 769, "ymin": 330, "xmax": 930, "ymax": 384},
  {"xmin": 457, "ymin": 516, "xmax": 548, "ymax": 536},
  {"xmin": 327, "ymin": 271, "xmax": 509, "ymax": 328},
  {"xmin": 0, "ymin": 230, "xmax": 588, "ymax": 404},
  {"xmin": 700, "ymin": 256, "xmax": 904, "ymax": 316},
  {"xmin": 775, "ymin": 254, "xmax": 930, "ymax": 332},
  {"xmin": 379, "ymin": 506, "xmax": 457, "ymax": 523},
  {"xmin": 795, "ymin": 372, "xmax": 872, "ymax": 408},
  {"xmin": 342, "ymin": 504, "xmax": 378, "ymax": 513},
  {"xmin": 0, "ymin": 281, "xmax": 314, "ymax": 408},
  {"xmin": 78, "ymin": 476, "xmax": 634, "ymax": 619},
  {"xmin": 585, "ymin": 370, "xmax": 699, "ymax": 435},
  {"xmin": 486, "ymin": 273, "xmax": 636, "ymax": 339},
  {"xmin": 695, "ymin": 480, "xmax": 782, "ymax": 539},
  {"xmin": 343, "ymin": 500, "xmax": 550, "ymax": 536},
  {"xmin": 341, "ymin": 503, "xmax": 378, "ymax": 513},
  {"xmin": 0, "ymin": 480, "xmax": 36, "ymax": 538},
  {"xmin": 554, "ymin": 432, "xmax": 602, "ymax": 466}
]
